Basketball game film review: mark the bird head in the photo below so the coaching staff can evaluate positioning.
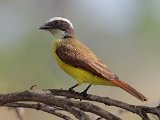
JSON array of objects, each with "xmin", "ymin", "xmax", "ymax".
[{"xmin": 39, "ymin": 17, "xmax": 75, "ymax": 39}]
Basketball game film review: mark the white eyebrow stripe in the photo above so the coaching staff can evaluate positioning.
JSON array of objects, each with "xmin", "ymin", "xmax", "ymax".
[{"xmin": 48, "ymin": 17, "xmax": 73, "ymax": 28}]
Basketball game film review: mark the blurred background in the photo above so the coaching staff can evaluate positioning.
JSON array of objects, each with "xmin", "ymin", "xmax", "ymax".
[{"xmin": 0, "ymin": 0, "xmax": 160, "ymax": 119}]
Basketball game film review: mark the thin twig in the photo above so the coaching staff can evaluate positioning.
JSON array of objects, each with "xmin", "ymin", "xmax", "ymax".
[
  {"xmin": 8, "ymin": 107, "xmax": 24, "ymax": 120},
  {"xmin": 6, "ymin": 103, "xmax": 73, "ymax": 120}
]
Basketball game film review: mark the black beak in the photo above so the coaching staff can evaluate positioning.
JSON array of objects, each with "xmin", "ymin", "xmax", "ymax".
[{"xmin": 39, "ymin": 24, "xmax": 53, "ymax": 30}]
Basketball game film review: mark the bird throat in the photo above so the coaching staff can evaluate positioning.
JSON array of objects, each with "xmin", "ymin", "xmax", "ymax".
[{"xmin": 49, "ymin": 29, "xmax": 66, "ymax": 39}]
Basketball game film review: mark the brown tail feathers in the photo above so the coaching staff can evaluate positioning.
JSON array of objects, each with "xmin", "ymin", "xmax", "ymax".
[{"xmin": 111, "ymin": 79, "xmax": 147, "ymax": 102}]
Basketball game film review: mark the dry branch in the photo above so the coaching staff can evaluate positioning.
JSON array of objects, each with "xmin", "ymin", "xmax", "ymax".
[
  {"xmin": 6, "ymin": 103, "xmax": 73, "ymax": 120},
  {"xmin": 0, "ymin": 89, "xmax": 159, "ymax": 120}
]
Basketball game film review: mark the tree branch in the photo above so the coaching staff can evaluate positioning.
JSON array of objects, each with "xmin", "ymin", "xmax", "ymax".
[
  {"xmin": 49, "ymin": 89, "xmax": 160, "ymax": 120},
  {"xmin": 6, "ymin": 103, "xmax": 73, "ymax": 120},
  {"xmin": 0, "ymin": 89, "xmax": 159, "ymax": 120}
]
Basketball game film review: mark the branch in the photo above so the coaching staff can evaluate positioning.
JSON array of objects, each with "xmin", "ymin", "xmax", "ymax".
[
  {"xmin": 49, "ymin": 89, "xmax": 160, "ymax": 120},
  {"xmin": 0, "ymin": 90, "xmax": 119, "ymax": 120},
  {"xmin": 0, "ymin": 89, "xmax": 159, "ymax": 120},
  {"xmin": 6, "ymin": 103, "xmax": 73, "ymax": 120}
]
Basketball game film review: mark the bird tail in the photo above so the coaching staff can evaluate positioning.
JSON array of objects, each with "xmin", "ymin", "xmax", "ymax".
[{"xmin": 111, "ymin": 79, "xmax": 147, "ymax": 102}]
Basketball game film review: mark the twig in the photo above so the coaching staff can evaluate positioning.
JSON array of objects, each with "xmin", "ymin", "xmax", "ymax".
[
  {"xmin": 6, "ymin": 103, "xmax": 73, "ymax": 120},
  {"xmin": 8, "ymin": 107, "xmax": 24, "ymax": 120}
]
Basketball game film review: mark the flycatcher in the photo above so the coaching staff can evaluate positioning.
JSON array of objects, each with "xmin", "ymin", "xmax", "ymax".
[{"xmin": 40, "ymin": 17, "xmax": 147, "ymax": 102}]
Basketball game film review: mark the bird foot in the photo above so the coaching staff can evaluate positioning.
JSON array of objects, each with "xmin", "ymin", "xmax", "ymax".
[
  {"xmin": 68, "ymin": 84, "xmax": 79, "ymax": 92},
  {"xmin": 80, "ymin": 91, "xmax": 88, "ymax": 101},
  {"xmin": 68, "ymin": 88, "xmax": 75, "ymax": 92}
]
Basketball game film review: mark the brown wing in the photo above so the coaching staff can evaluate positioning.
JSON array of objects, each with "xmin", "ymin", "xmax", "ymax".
[{"xmin": 56, "ymin": 39, "xmax": 118, "ymax": 80}]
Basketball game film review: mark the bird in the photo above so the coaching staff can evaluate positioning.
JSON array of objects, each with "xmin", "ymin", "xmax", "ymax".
[{"xmin": 39, "ymin": 17, "xmax": 147, "ymax": 102}]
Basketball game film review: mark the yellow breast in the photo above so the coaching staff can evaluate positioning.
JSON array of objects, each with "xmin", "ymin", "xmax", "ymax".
[{"xmin": 52, "ymin": 40, "xmax": 115, "ymax": 86}]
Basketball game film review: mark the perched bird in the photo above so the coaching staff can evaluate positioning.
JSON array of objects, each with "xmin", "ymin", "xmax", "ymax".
[{"xmin": 40, "ymin": 17, "xmax": 147, "ymax": 102}]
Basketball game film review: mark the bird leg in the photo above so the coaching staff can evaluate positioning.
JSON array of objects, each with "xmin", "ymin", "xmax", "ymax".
[
  {"xmin": 81, "ymin": 84, "xmax": 92, "ymax": 97},
  {"xmin": 68, "ymin": 84, "xmax": 79, "ymax": 92}
]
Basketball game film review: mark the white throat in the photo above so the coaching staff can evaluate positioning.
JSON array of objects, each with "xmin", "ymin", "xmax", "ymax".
[{"xmin": 49, "ymin": 29, "xmax": 66, "ymax": 39}]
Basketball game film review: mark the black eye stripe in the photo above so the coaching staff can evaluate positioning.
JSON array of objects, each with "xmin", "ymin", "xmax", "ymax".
[
  {"xmin": 46, "ymin": 21, "xmax": 54, "ymax": 27},
  {"xmin": 51, "ymin": 20, "xmax": 70, "ymax": 30}
]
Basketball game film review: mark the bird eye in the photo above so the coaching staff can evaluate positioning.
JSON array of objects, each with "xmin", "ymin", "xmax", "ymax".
[{"xmin": 54, "ymin": 21, "xmax": 58, "ymax": 24}]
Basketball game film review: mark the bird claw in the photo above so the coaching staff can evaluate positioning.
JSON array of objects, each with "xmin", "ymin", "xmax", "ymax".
[
  {"xmin": 68, "ymin": 88, "xmax": 75, "ymax": 92},
  {"xmin": 80, "ymin": 91, "xmax": 88, "ymax": 101}
]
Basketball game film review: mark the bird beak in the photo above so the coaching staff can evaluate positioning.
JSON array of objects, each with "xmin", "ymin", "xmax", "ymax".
[{"xmin": 39, "ymin": 24, "xmax": 53, "ymax": 30}]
